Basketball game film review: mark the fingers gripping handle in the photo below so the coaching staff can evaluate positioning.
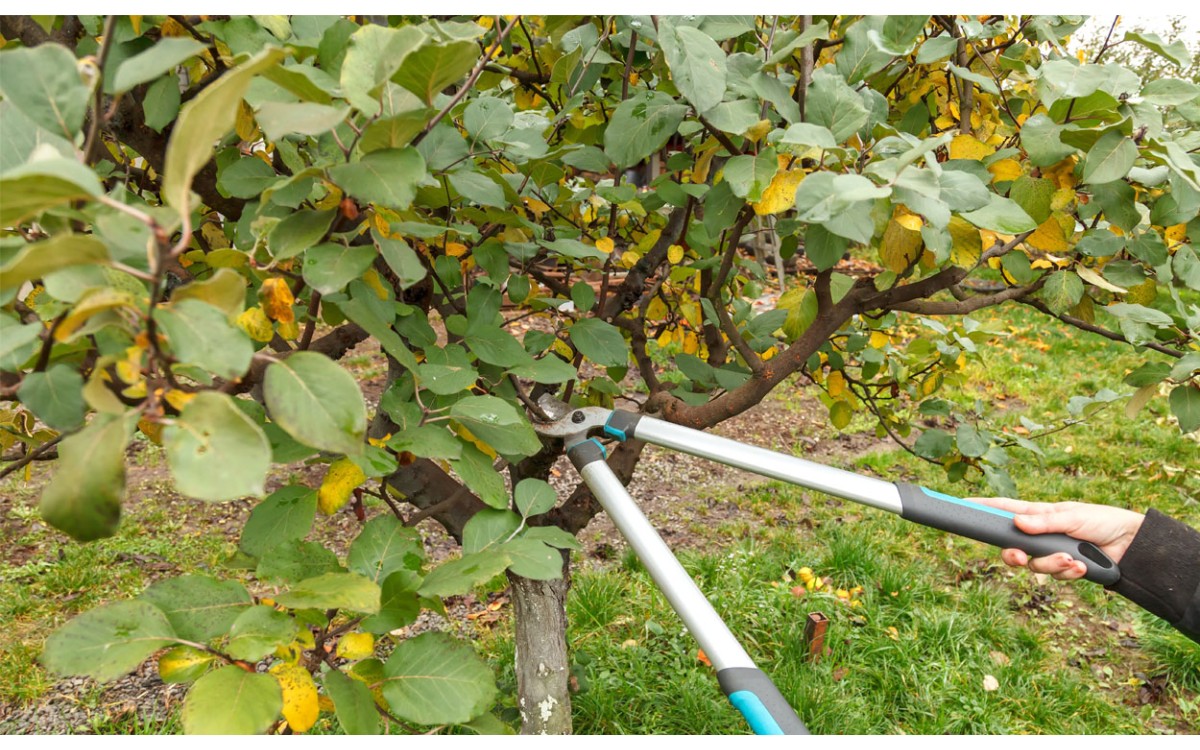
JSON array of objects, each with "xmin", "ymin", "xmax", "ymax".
[
  {"xmin": 717, "ymin": 668, "xmax": 809, "ymax": 735},
  {"xmin": 896, "ymin": 484, "xmax": 1121, "ymax": 586}
]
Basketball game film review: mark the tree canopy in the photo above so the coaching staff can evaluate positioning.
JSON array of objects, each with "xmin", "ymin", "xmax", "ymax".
[{"xmin": 2, "ymin": 14, "xmax": 1197, "ymax": 735}]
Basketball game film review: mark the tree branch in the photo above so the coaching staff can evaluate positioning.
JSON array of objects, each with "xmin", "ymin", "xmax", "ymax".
[{"xmin": 1020, "ymin": 298, "xmax": 1184, "ymax": 359}]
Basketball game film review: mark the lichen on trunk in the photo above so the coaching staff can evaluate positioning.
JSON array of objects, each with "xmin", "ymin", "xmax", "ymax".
[{"xmin": 509, "ymin": 558, "xmax": 573, "ymax": 735}]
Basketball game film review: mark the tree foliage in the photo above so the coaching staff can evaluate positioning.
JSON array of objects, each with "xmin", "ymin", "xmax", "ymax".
[{"xmin": 2, "ymin": 14, "xmax": 1197, "ymax": 734}]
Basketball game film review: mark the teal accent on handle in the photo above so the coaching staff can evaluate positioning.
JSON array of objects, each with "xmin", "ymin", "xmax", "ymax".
[
  {"xmin": 921, "ymin": 486, "xmax": 1014, "ymax": 519},
  {"xmin": 565, "ymin": 437, "xmax": 608, "ymax": 457},
  {"xmin": 728, "ymin": 691, "xmax": 784, "ymax": 735},
  {"xmin": 603, "ymin": 415, "xmax": 627, "ymax": 441}
]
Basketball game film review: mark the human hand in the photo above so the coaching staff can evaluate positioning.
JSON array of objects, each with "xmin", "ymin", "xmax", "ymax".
[{"xmin": 971, "ymin": 498, "xmax": 1144, "ymax": 580}]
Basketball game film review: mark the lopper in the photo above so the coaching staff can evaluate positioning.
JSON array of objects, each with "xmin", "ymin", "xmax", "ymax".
[{"xmin": 531, "ymin": 397, "xmax": 1120, "ymax": 735}]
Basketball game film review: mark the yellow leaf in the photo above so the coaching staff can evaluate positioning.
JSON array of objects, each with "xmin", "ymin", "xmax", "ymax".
[
  {"xmin": 1042, "ymin": 157, "xmax": 1078, "ymax": 190},
  {"xmin": 761, "ymin": 346, "xmax": 777, "ymax": 361},
  {"xmin": 667, "ymin": 244, "xmax": 685, "ymax": 264},
  {"xmin": 157, "ymin": 645, "xmax": 213, "ymax": 683},
  {"xmin": 752, "ymin": 169, "xmax": 805, "ymax": 216},
  {"xmin": 318, "ymin": 458, "xmax": 366, "ymax": 515},
  {"xmin": 745, "ymin": 119, "xmax": 772, "ymax": 143},
  {"xmin": 636, "ymin": 228, "xmax": 662, "ymax": 253},
  {"xmin": 445, "ymin": 242, "xmax": 469, "ymax": 258},
  {"xmin": 827, "ymin": 370, "xmax": 846, "ymax": 398},
  {"xmin": 949, "ymin": 134, "xmax": 994, "ymax": 161},
  {"xmin": 880, "ymin": 211, "xmax": 925, "ymax": 272},
  {"xmin": 235, "ymin": 100, "xmax": 259, "ymax": 143},
  {"xmin": 164, "ymin": 389, "xmax": 195, "ymax": 411},
  {"xmin": 362, "ymin": 268, "xmax": 390, "ymax": 300},
  {"xmin": 646, "ymin": 296, "xmax": 668, "ymax": 320},
  {"xmin": 270, "ymin": 662, "xmax": 319, "ymax": 733},
  {"xmin": 454, "ymin": 424, "xmax": 496, "ymax": 459},
  {"xmin": 1165, "ymin": 224, "xmax": 1187, "ymax": 247},
  {"xmin": 896, "ymin": 213, "xmax": 923, "ymax": 232},
  {"xmin": 522, "ymin": 197, "xmax": 549, "ymax": 218},
  {"xmin": 692, "ymin": 144, "xmax": 718, "ymax": 184},
  {"xmin": 237, "ymin": 306, "xmax": 275, "ymax": 342},
  {"xmin": 619, "ymin": 249, "xmax": 641, "ymax": 269},
  {"xmin": 1050, "ymin": 188, "xmax": 1076, "ymax": 212},
  {"xmin": 277, "ymin": 318, "xmax": 299, "ymax": 340},
  {"xmin": 1126, "ymin": 277, "xmax": 1157, "ymax": 305},
  {"xmin": 336, "ymin": 632, "xmax": 376, "ymax": 661},
  {"xmin": 988, "ymin": 158, "xmax": 1022, "ymax": 183},
  {"xmin": 259, "ymin": 277, "xmax": 295, "ymax": 323},
  {"xmin": 948, "ymin": 216, "xmax": 983, "ymax": 267},
  {"xmin": 596, "ymin": 237, "xmax": 615, "ymax": 254},
  {"xmin": 869, "ymin": 331, "xmax": 890, "ymax": 349},
  {"xmin": 1024, "ymin": 217, "xmax": 1069, "ymax": 252},
  {"xmin": 682, "ymin": 331, "xmax": 699, "ymax": 355},
  {"xmin": 138, "ymin": 417, "xmax": 164, "ymax": 445}
]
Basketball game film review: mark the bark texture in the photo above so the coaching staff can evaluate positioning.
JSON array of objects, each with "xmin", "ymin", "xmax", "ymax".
[{"xmin": 509, "ymin": 557, "xmax": 573, "ymax": 735}]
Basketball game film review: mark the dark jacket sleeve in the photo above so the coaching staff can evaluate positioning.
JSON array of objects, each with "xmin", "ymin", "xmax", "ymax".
[{"xmin": 1109, "ymin": 509, "xmax": 1200, "ymax": 644}]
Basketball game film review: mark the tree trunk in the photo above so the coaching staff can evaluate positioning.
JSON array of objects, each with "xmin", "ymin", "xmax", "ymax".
[{"xmin": 509, "ymin": 554, "xmax": 573, "ymax": 735}]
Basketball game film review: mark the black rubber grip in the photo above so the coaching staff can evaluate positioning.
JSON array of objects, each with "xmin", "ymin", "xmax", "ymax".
[
  {"xmin": 605, "ymin": 409, "xmax": 642, "ymax": 441},
  {"xmin": 567, "ymin": 439, "xmax": 607, "ymax": 470},
  {"xmin": 896, "ymin": 483, "xmax": 1120, "ymax": 586},
  {"xmin": 716, "ymin": 667, "xmax": 808, "ymax": 735}
]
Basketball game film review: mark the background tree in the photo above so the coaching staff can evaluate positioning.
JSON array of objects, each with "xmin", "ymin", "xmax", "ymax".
[{"xmin": 1, "ymin": 14, "xmax": 1197, "ymax": 734}]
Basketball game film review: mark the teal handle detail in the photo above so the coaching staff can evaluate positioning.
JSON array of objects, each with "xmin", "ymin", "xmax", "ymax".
[
  {"xmin": 920, "ymin": 486, "xmax": 1015, "ymax": 518},
  {"xmin": 728, "ymin": 691, "xmax": 784, "ymax": 735}
]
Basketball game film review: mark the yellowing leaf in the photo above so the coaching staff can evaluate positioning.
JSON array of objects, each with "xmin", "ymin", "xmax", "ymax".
[
  {"xmin": 270, "ymin": 662, "xmax": 319, "ymax": 733},
  {"xmin": 164, "ymin": 389, "xmax": 196, "ymax": 411},
  {"xmin": 596, "ymin": 237, "xmax": 615, "ymax": 254},
  {"xmin": 1126, "ymin": 277, "xmax": 1157, "ymax": 305},
  {"xmin": 1042, "ymin": 157, "xmax": 1078, "ymax": 190},
  {"xmin": 896, "ymin": 213, "xmax": 923, "ymax": 232},
  {"xmin": 237, "ymin": 306, "xmax": 275, "ymax": 342},
  {"xmin": 1165, "ymin": 224, "xmax": 1187, "ymax": 247},
  {"xmin": 445, "ymin": 242, "xmax": 469, "ymax": 258},
  {"xmin": 667, "ymin": 244, "xmax": 685, "ymax": 264},
  {"xmin": 277, "ymin": 319, "xmax": 299, "ymax": 340},
  {"xmin": 235, "ymin": 100, "xmax": 259, "ymax": 143},
  {"xmin": 138, "ymin": 417, "xmax": 164, "ymax": 445},
  {"xmin": 362, "ymin": 268, "xmax": 389, "ymax": 300},
  {"xmin": 949, "ymin": 134, "xmax": 994, "ymax": 161},
  {"xmin": 948, "ymin": 216, "xmax": 983, "ymax": 267},
  {"xmin": 336, "ymin": 632, "xmax": 376, "ymax": 661},
  {"xmin": 1050, "ymin": 188, "xmax": 1076, "ymax": 212},
  {"xmin": 157, "ymin": 645, "xmax": 214, "ymax": 683},
  {"xmin": 827, "ymin": 370, "xmax": 846, "ymax": 398},
  {"xmin": 318, "ymin": 458, "xmax": 366, "ymax": 515},
  {"xmin": 1024, "ymin": 217, "xmax": 1069, "ymax": 252},
  {"xmin": 692, "ymin": 144, "xmax": 718, "ymax": 184},
  {"xmin": 745, "ymin": 119, "xmax": 772, "ymax": 143},
  {"xmin": 260, "ymin": 277, "xmax": 295, "ymax": 323},
  {"xmin": 682, "ymin": 331, "xmax": 699, "ymax": 355},
  {"xmin": 869, "ymin": 331, "xmax": 890, "ymax": 349},
  {"xmin": 880, "ymin": 211, "xmax": 925, "ymax": 272},
  {"xmin": 988, "ymin": 158, "xmax": 1022, "ymax": 183},
  {"xmin": 752, "ymin": 169, "xmax": 805, "ymax": 216},
  {"xmin": 1077, "ymin": 264, "xmax": 1127, "ymax": 293}
]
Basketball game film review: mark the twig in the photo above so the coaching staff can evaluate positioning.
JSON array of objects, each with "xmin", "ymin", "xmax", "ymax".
[
  {"xmin": 82, "ymin": 15, "xmax": 118, "ymax": 165},
  {"xmin": 1093, "ymin": 17, "xmax": 1121, "ymax": 64},
  {"xmin": 0, "ymin": 433, "xmax": 67, "ymax": 480}
]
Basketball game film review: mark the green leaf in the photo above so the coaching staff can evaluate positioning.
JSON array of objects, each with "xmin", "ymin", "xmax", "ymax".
[
  {"xmin": 450, "ymin": 395, "xmax": 542, "ymax": 458},
  {"xmin": 658, "ymin": 20, "xmax": 727, "ymax": 114},
  {"xmin": 464, "ymin": 96, "xmax": 514, "ymax": 142},
  {"xmin": 463, "ymin": 509, "xmax": 522, "ymax": 554},
  {"xmin": 515, "ymin": 478, "xmax": 557, "ymax": 518},
  {"xmin": 380, "ymin": 632, "xmax": 498, "ymax": 725},
  {"xmin": 569, "ymin": 318, "xmax": 630, "ymax": 368},
  {"xmin": 604, "ymin": 90, "xmax": 687, "ymax": 169},
  {"xmin": 157, "ymin": 645, "xmax": 215, "ymax": 684},
  {"xmin": 183, "ymin": 666, "xmax": 282, "ymax": 735},
  {"xmin": 1041, "ymin": 271, "xmax": 1085, "ymax": 314},
  {"xmin": 916, "ymin": 35, "xmax": 958, "ymax": 64},
  {"xmin": 324, "ymin": 669, "xmax": 380, "ymax": 735},
  {"xmin": 724, "ymin": 149, "xmax": 778, "ymax": 202},
  {"xmin": 948, "ymin": 63, "xmax": 999, "ymax": 96},
  {"xmin": 18, "ymin": 365, "xmax": 85, "ymax": 431},
  {"xmin": 465, "ymin": 324, "xmax": 533, "ymax": 368},
  {"xmin": 780, "ymin": 123, "xmax": 837, "ymax": 149},
  {"xmin": 277, "ymin": 572, "xmax": 382, "ymax": 614},
  {"xmin": 112, "ymin": 38, "xmax": 207, "ymax": 94},
  {"xmin": 156, "ymin": 300, "xmax": 254, "ymax": 380},
  {"xmin": 386, "ymin": 424, "xmax": 463, "ymax": 460},
  {"xmin": 1126, "ymin": 233, "xmax": 1168, "ymax": 266},
  {"xmin": 376, "ymin": 234, "xmax": 427, "ymax": 289},
  {"xmin": 348, "ymin": 515, "xmax": 425, "ymax": 584},
  {"xmin": 805, "ymin": 67, "xmax": 869, "ymax": 143},
  {"xmin": 139, "ymin": 574, "xmax": 253, "ymax": 644},
  {"xmin": 226, "ymin": 606, "xmax": 299, "ymax": 662},
  {"xmin": 1169, "ymin": 384, "xmax": 1200, "ymax": 434},
  {"xmin": 418, "ymin": 551, "xmax": 511, "ymax": 598},
  {"xmin": 507, "ymin": 356, "xmax": 577, "ymax": 384},
  {"xmin": 268, "ymin": 209, "xmax": 336, "ymax": 261},
  {"xmin": 362, "ymin": 570, "xmax": 422, "ymax": 635},
  {"xmin": 521, "ymin": 526, "xmax": 583, "ymax": 551},
  {"xmin": 163, "ymin": 392, "xmax": 270, "ymax": 502},
  {"xmin": 259, "ymin": 102, "xmax": 348, "ymax": 141},
  {"xmin": 959, "ymin": 194, "xmax": 1037, "ymax": 233},
  {"xmin": 1020, "ymin": 114, "xmax": 1077, "ymax": 167},
  {"xmin": 500, "ymin": 539, "xmax": 563, "ymax": 581},
  {"xmin": 40, "ymin": 412, "xmax": 134, "ymax": 541},
  {"xmin": 1037, "ymin": 60, "xmax": 1110, "ymax": 106},
  {"xmin": 956, "ymin": 424, "xmax": 989, "ymax": 458},
  {"xmin": 1082, "ymin": 130, "xmax": 1136, "ymax": 185},
  {"xmin": 0, "ymin": 44, "xmax": 90, "ymax": 138},
  {"xmin": 42, "ymin": 601, "xmax": 176, "ymax": 681},
  {"xmin": 256, "ymin": 540, "xmax": 344, "ymax": 585},
  {"xmin": 1174, "ymin": 245, "xmax": 1200, "ymax": 291},
  {"xmin": 913, "ymin": 428, "xmax": 954, "ymax": 460},
  {"xmin": 339, "ymin": 25, "xmax": 427, "ymax": 115},
  {"xmin": 449, "ymin": 170, "xmax": 505, "ymax": 208},
  {"xmin": 0, "ymin": 100, "xmax": 74, "ymax": 173},
  {"xmin": 328, "ymin": 147, "xmax": 426, "ymax": 210},
  {"xmin": 301, "ymin": 242, "xmax": 376, "ymax": 295},
  {"xmin": 219, "ymin": 157, "xmax": 278, "ymax": 199},
  {"xmin": 836, "ymin": 16, "xmax": 893, "ymax": 84},
  {"xmin": 0, "ymin": 233, "xmax": 108, "ymax": 293},
  {"xmin": 162, "ymin": 48, "xmax": 285, "ymax": 211},
  {"xmin": 264, "ymin": 351, "xmax": 367, "ymax": 456},
  {"xmin": 1140, "ymin": 78, "xmax": 1200, "ymax": 106},
  {"xmin": 417, "ymin": 362, "xmax": 479, "ymax": 395},
  {"xmin": 1125, "ymin": 31, "xmax": 1190, "ymax": 68},
  {"xmin": 1009, "ymin": 176, "xmax": 1056, "ymax": 225},
  {"xmin": 394, "ymin": 39, "xmax": 479, "ymax": 104},
  {"xmin": 240, "ymin": 486, "xmax": 318, "ymax": 558},
  {"xmin": 333, "ymin": 291, "xmax": 420, "ymax": 372}
]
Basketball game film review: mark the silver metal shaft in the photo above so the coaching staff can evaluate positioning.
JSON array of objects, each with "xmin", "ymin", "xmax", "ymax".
[
  {"xmin": 634, "ymin": 416, "xmax": 905, "ymax": 514},
  {"xmin": 578, "ymin": 460, "xmax": 756, "ymax": 672}
]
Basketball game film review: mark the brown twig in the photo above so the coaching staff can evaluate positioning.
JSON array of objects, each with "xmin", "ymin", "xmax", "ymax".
[
  {"xmin": 0, "ymin": 433, "xmax": 67, "ymax": 480},
  {"xmin": 82, "ymin": 15, "xmax": 118, "ymax": 165}
]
